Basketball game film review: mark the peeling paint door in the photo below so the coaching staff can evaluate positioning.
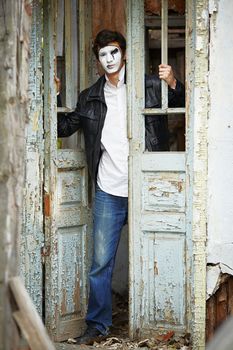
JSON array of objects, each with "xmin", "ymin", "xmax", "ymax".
[
  {"xmin": 20, "ymin": 0, "xmax": 44, "ymax": 316},
  {"xmin": 43, "ymin": 0, "xmax": 92, "ymax": 341},
  {"xmin": 127, "ymin": 0, "xmax": 190, "ymax": 337}
]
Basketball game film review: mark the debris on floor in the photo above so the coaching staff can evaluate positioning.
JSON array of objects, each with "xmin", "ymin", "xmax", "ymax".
[
  {"xmin": 57, "ymin": 294, "xmax": 191, "ymax": 350},
  {"xmin": 91, "ymin": 332, "xmax": 191, "ymax": 349}
]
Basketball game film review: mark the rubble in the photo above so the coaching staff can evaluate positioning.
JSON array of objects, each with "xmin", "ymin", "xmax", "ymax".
[{"xmin": 64, "ymin": 295, "xmax": 191, "ymax": 349}]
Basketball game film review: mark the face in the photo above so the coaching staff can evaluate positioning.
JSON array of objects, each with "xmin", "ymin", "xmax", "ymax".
[{"xmin": 98, "ymin": 44, "xmax": 123, "ymax": 74}]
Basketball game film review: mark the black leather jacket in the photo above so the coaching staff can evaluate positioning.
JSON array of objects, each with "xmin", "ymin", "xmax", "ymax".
[{"xmin": 58, "ymin": 74, "xmax": 185, "ymax": 181}]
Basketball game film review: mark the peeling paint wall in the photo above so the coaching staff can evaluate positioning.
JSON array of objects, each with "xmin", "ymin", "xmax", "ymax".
[
  {"xmin": 207, "ymin": 0, "xmax": 233, "ymax": 297},
  {"xmin": 0, "ymin": 1, "xmax": 32, "ymax": 349}
]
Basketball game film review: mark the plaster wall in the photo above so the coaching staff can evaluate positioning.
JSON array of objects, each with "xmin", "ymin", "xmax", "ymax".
[{"xmin": 207, "ymin": 0, "xmax": 233, "ymax": 297}]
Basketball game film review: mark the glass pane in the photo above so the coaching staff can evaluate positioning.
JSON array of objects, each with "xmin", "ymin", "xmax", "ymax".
[
  {"xmin": 144, "ymin": 0, "xmax": 185, "ymax": 152},
  {"xmin": 168, "ymin": 114, "xmax": 185, "ymax": 151},
  {"xmin": 56, "ymin": 1, "xmax": 79, "ymax": 150}
]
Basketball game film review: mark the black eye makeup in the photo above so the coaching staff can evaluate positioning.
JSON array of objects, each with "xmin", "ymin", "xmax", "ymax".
[
  {"xmin": 111, "ymin": 48, "xmax": 119, "ymax": 55},
  {"xmin": 99, "ymin": 52, "xmax": 106, "ymax": 57}
]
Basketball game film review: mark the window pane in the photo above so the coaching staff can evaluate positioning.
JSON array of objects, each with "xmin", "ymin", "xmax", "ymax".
[{"xmin": 144, "ymin": 0, "xmax": 185, "ymax": 152}]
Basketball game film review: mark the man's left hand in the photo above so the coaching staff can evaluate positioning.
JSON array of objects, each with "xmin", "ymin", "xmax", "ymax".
[{"xmin": 159, "ymin": 64, "xmax": 177, "ymax": 89}]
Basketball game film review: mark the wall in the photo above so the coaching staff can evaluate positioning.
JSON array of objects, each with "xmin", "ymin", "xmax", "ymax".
[
  {"xmin": 0, "ymin": 1, "xmax": 31, "ymax": 349},
  {"xmin": 207, "ymin": 0, "xmax": 233, "ymax": 297},
  {"xmin": 92, "ymin": 0, "xmax": 126, "ymax": 38}
]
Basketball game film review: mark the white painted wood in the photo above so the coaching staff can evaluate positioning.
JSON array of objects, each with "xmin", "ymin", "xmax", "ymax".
[
  {"xmin": 127, "ymin": 0, "xmax": 190, "ymax": 340},
  {"xmin": 43, "ymin": 0, "xmax": 92, "ymax": 341},
  {"xmin": 142, "ymin": 152, "xmax": 185, "ymax": 171},
  {"xmin": 20, "ymin": 0, "xmax": 44, "ymax": 316},
  {"xmin": 185, "ymin": 1, "xmax": 209, "ymax": 348}
]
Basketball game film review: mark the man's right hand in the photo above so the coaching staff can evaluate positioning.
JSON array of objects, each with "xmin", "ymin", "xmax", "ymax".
[{"xmin": 54, "ymin": 76, "xmax": 61, "ymax": 95}]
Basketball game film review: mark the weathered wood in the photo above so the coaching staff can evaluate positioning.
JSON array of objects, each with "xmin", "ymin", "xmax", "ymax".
[
  {"xmin": 92, "ymin": 0, "xmax": 126, "ymax": 37},
  {"xmin": 10, "ymin": 277, "xmax": 55, "ymax": 350},
  {"xmin": 79, "ymin": 0, "xmax": 93, "ymax": 89},
  {"xmin": 186, "ymin": 1, "xmax": 209, "ymax": 348},
  {"xmin": 206, "ymin": 276, "xmax": 233, "ymax": 342},
  {"xmin": 44, "ymin": 0, "xmax": 92, "ymax": 341},
  {"xmin": 228, "ymin": 278, "xmax": 233, "ymax": 315},
  {"xmin": 20, "ymin": 0, "xmax": 44, "ymax": 316},
  {"xmin": 206, "ymin": 297, "xmax": 216, "ymax": 341},
  {"xmin": 127, "ymin": 0, "xmax": 187, "ymax": 339},
  {"xmin": 216, "ymin": 283, "xmax": 228, "ymax": 328},
  {"xmin": 0, "ymin": 1, "xmax": 31, "ymax": 349}
]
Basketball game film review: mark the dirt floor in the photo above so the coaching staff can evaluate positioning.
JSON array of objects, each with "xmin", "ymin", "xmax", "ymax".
[{"xmin": 55, "ymin": 294, "xmax": 191, "ymax": 350}]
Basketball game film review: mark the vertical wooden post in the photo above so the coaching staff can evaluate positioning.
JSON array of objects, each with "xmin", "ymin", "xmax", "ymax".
[
  {"xmin": 0, "ymin": 1, "xmax": 32, "ymax": 349},
  {"xmin": 79, "ymin": 0, "xmax": 93, "ymax": 90}
]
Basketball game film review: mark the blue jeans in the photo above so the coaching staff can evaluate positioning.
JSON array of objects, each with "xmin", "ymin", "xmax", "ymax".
[{"xmin": 85, "ymin": 186, "xmax": 128, "ymax": 335}]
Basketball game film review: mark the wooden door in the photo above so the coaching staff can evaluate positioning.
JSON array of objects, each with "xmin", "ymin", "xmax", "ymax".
[
  {"xmin": 127, "ymin": 0, "xmax": 189, "ymax": 338},
  {"xmin": 43, "ymin": 0, "xmax": 92, "ymax": 341},
  {"xmin": 20, "ymin": 0, "xmax": 44, "ymax": 315}
]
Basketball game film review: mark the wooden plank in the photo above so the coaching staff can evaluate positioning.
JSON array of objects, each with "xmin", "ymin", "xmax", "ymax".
[
  {"xmin": 142, "ymin": 152, "xmax": 185, "ymax": 171},
  {"xmin": 79, "ymin": 0, "xmax": 93, "ymax": 90},
  {"xmin": 21, "ymin": 0, "xmax": 44, "ymax": 315},
  {"xmin": 65, "ymin": 0, "xmax": 78, "ymax": 108},
  {"xmin": 9, "ymin": 277, "xmax": 55, "ymax": 350},
  {"xmin": 206, "ymin": 297, "xmax": 216, "ymax": 341},
  {"xmin": 216, "ymin": 283, "xmax": 227, "ymax": 326},
  {"xmin": 228, "ymin": 277, "xmax": 233, "ymax": 315},
  {"xmin": 56, "ymin": 0, "xmax": 64, "ymax": 56},
  {"xmin": 216, "ymin": 283, "xmax": 228, "ymax": 328},
  {"xmin": 92, "ymin": 0, "xmax": 126, "ymax": 38},
  {"xmin": 143, "ymin": 107, "xmax": 185, "ymax": 115}
]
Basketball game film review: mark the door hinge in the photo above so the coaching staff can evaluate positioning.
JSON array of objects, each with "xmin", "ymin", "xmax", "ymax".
[{"xmin": 44, "ymin": 192, "xmax": 51, "ymax": 217}]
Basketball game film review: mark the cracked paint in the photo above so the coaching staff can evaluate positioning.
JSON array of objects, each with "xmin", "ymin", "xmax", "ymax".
[{"xmin": 207, "ymin": 0, "xmax": 233, "ymax": 298}]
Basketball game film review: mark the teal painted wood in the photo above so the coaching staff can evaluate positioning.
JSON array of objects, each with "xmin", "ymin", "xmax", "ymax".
[
  {"xmin": 43, "ymin": 0, "xmax": 92, "ymax": 341},
  {"xmin": 127, "ymin": 0, "xmax": 188, "ymax": 338},
  {"xmin": 20, "ymin": 0, "xmax": 44, "ymax": 316}
]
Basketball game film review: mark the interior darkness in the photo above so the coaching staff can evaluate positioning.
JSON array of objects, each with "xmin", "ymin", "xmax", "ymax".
[{"xmin": 145, "ymin": 12, "xmax": 185, "ymax": 152}]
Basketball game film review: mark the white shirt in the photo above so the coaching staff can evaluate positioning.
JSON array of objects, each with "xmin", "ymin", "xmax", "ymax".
[{"xmin": 97, "ymin": 65, "xmax": 129, "ymax": 197}]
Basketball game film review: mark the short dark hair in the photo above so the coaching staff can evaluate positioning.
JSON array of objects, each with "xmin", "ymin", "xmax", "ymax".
[{"xmin": 92, "ymin": 29, "xmax": 126, "ymax": 59}]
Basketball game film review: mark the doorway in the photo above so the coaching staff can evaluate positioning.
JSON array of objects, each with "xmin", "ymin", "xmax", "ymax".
[{"xmin": 22, "ymin": 0, "xmax": 209, "ymax": 344}]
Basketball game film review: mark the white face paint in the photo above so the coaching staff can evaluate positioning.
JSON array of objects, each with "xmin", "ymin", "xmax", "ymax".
[{"xmin": 98, "ymin": 45, "xmax": 122, "ymax": 74}]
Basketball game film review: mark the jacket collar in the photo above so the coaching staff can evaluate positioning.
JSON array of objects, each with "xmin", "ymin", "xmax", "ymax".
[
  {"xmin": 86, "ymin": 75, "xmax": 106, "ymax": 103},
  {"xmin": 86, "ymin": 63, "xmax": 127, "ymax": 103}
]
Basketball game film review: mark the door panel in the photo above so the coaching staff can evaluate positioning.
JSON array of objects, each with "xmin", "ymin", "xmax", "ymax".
[
  {"xmin": 55, "ymin": 150, "xmax": 91, "ymax": 340},
  {"xmin": 127, "ymin": 0, "xmax": 188, "ymax": 337},
  {"xmin": 141, "ymin": 232, "xmax": 185, "ymax": 326},
  {"xmin": 43, "ymin": 0, "xmax": 92, "ymax": 341},
  {"xmin": 20, "ymin": 0, "xmax": 44, "ymax": 315}
]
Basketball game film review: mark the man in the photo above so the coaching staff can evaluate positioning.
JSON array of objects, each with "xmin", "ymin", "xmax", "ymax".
[{"xmin": 57, "ymin": 29, "xmax": 185, "ymax": 345}]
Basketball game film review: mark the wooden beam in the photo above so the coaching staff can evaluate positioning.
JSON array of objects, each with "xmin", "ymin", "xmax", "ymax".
[{"xmin": 9, "ymin": 277, "xmax": 55, "ymax": 350}]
